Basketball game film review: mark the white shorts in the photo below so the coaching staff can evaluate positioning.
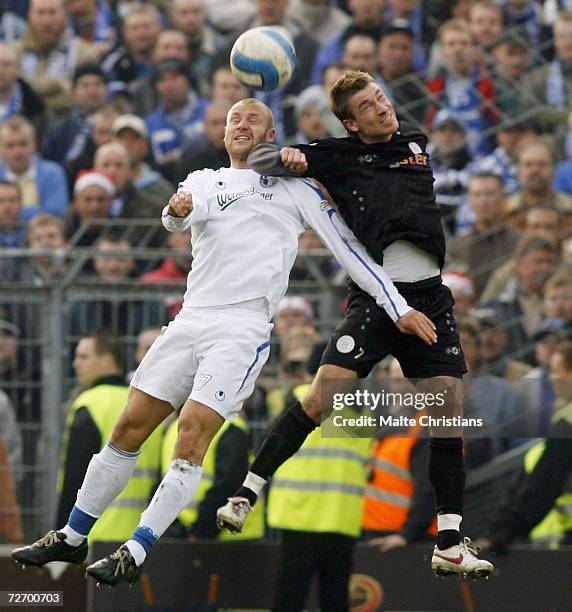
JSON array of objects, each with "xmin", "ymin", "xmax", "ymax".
[{"xmin": 131, "ymin": 305, "xmax": 273, "ymax": 419}]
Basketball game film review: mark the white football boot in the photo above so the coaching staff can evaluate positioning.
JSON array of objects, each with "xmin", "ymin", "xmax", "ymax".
[
  {"xmin": 216, "ymin": 497, "xmax": 252, "ymax": 533},
  {"xmin": 431, "ymin": 537, "xmax": 494, "ymax": 579}
]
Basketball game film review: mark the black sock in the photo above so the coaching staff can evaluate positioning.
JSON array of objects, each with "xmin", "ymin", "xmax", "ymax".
[
  {"xmin": 234, "ymin": 401, "xmax": 317, "ymax": 503},
  {"xmin": 428, "ymin": 437, "xmax": 464, "ymax": 549}
]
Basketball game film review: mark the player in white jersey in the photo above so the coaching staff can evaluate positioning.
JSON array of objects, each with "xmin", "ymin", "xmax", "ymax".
[{"xmin": 12, "ymin": 99, "xmax": 436, "ymax": 586}]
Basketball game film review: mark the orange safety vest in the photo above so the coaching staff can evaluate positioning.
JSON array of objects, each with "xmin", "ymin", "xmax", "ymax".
[{"xmin": 362, "ymin": 433, "xmax": 437, "ymax": 535}]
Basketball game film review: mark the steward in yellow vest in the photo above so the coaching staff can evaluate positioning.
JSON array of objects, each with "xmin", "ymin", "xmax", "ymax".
[
  {"xmin": 162, "ymin": 415, "xmax": 265, "ymax": 540},
  {"xmin": 57, "ymin": 376, "xmax": 162, "ymax": 544},
  {"xmin": 488, "ymin": 400, "xmax": 572, "ymax": 554},
  {"xmin": 268, "ymin": 383, "xmax": 371, "ymax": 611}
]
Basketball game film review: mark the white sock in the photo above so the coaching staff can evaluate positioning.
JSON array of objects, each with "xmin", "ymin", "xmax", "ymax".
[
  {"xmin": 244, "ymin": 471, "xmax": 267, "ymax": 497},
  {"xmin": 60, "ymin": 524, "xmax": 85, "ymax": 547},
  {"xmin": 437, "ymin": 513, "xmax": 463, "ymax": 535},
  {"xmin": 74, "ymin": 442, "xmax": 140, "ymax": 518},
  {"xmin": 126, "ymin": 459, "xmax": 202, "ymax": 565}
]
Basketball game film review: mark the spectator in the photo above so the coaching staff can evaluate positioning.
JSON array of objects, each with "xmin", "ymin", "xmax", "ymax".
[
  {"xmin": 489, "ymin": 32, "xmax": 534, "ymax": 114},
  {"xmin": 94, "ymin": 141, "xmax": 168, "ymax": 243},
  {"xmin": 501, "ymin": 0, "xmax": 553, "ymax": 62},
  {"xmin": 290, "ymin": 228, "xmax": 338, "ymax": 282},
  {"xmin": 288, "ymin": 88, "xmax": 331, "ymax": 145},
  {"xmin": 16, "ymin": 0, "xmax": 99, "ymax": 116},
  {"xmin": 126, "ymin": 325, "xmax": 162, "ymax": 383},
  {"xmin": 427, "ymin": 110, "xmax": 471, "ymax": 233},
  {"xmin": 377, "ymin": 22, "xmax": 430, "ymax": 126},
  {"xmin": 288, "ymin": 0, "xmax": 351, "ymax": 45},
  {"xmin": 506, "ymin": 139, "xmax": 572, "ymax": 230},
  {"xmin": 42, "ymin": 63, "xmax": 108, "ymax": 165},
  {"xmin": 483, "ymin": 340, "xmax": 572, "ymax": 554},
  {"xmin": 468, "ymin": 113, "xmax": 537, "ymax": 198},
  {"xmin": 0, "ymin": 181, "xmax": 24, "ymax": 248},
  {"xmin": 21, "ymin": 213, "xmax": 67, "ymax": 282},
  {"xmin": 66, "ymin": 0, "xmax": 118, "ymax": 57},
  {"xmin": 480, "ymin": 206, "xmax": 565, "ymax": 303},
  {"xmin": 0, "ymin": 116, "xmax": 69, "ymax": 222},
  {"xmin": 274, "ymin": 295, "xmax": 315, "ymax": 338},
  {"xmin": 468, "ymin": 0, "xmax": 505, "ymax": 59},
  {"xmin": 204, "ymin": 0, "xmax": 255, "ymax": 34},
  {"xmin": 543, "ymin": 269, "xmax": 572, "ymax": 330},
  {"xmin": 56, "ymin": 329, "xmax": 162, "ymax": 541},
  {"xmin": 526, "ymin": 12, "xmax": 572, "ymax": 131},
  {"xmin": 0, "ymin": 6, "xmax": 26, "ymax": 42},
  {"xmin": 102, "ymin": 3, "xmax": 162, "ymax": 97},
  {"xmin": 0, "ymin": 43, "xmax": 46, "ymax": 137},
  {"xmin": 65, "ymin": 104, "xmax": 121, "ymax": 190},
  {"xmin": 310, "ymin": 0, "xmax": 386, "ymax": 85},
  {"xmin": 129, "ymin": 29, "xmax": 191, "ymax": 118},
  {"xmin": 69, "ymin": 234, "xmax": 169, "ymax": 339},
  {"xmin": 442, "ymin": 270, "xmax": 477, "ymax": 313},
  {"xmin": 0, "ymin": 439, "xmax": 23, "ymax": 544},
  {"xmin": 448, "ymin": 173, "xmax": 520, "ymax": 294},
  {"xmin": 142, "ymin": 227, "xmax": 192, "ymax": 319},
  {"xmin": 425, "ymin": 19, "xmax": 499, "ymax": 156},
  {"xmin": 112, "ymin": 114, "xmax": 173, "ymax": 210},
  {"xmin": 210, "ymin": 66, "xmax": 251, "ymax": 105},
  {"xmin": 64, "ymin": 169, "xmax": 115, "ymax": 247},
  {"xmin": 471, "ymin": 307, "xmax": 532, "ymax": 380},
  {"xmin": 168, "ymin": 0, "xmax": 223, "ymax": 95},
  {"xmin": 174, "ymin": 100, "xmax": 230, "ymax": 183},
  {"xmin": 554, "ymin": 115, "xmax": 572, "ymax": 196},
  {"xmin": 482, "ymin": 236, "xmax": 559, "ymax": 361},
  {"xmin": 145, "ymin": 58, "xmax": 208, "ymax": 173},
  {"xmin": 457, "ymin": 316, "xmax": 522, "ymax": 466},
  {"xmin": 342, "ymin": 33, "xmax": 384, "ymax": 84}
]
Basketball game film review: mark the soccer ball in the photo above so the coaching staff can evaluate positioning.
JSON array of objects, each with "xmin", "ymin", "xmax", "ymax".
[{"xmin": 230, "ymin": 26, "xmax": 296, "ymax": 92}]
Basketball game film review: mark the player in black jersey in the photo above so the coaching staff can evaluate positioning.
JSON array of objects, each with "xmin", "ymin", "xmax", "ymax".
[{"xmin": 218, "ymin": 71, "xmax": 493, "ymax": 578}]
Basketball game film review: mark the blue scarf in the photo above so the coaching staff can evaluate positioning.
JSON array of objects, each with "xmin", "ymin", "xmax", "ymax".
[
  {"xmin": 547, "ymin": 60, "xmax": 567, "ymax": 107},
  {"xmin": 69, "ymin": 0, "xmax": 115, "ymax": 45}
]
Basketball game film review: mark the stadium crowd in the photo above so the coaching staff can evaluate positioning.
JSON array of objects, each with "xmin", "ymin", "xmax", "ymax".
[{"xmin": 0, "ymin": 0, "xmax": 571, "ymax": 573}]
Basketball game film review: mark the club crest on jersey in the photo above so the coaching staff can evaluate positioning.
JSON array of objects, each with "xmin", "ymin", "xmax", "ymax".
[
  {"xmin": 216, "ymin": 180, "xmax": 226, "ymax": 189},
  {"xmin": 259, "ymin": 175, "xmax": 275, "ymax": 188}
]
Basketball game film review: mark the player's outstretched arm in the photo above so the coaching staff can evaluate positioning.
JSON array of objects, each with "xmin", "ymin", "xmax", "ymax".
[
  {"xmin": 298, "ymin": 192, "xmax": 437, "ymax": 345},
  {"xmin": 247, "ymin": 143, "xmax": 308, "ymax": 177},
  {"xmin": 162, "ymin": 191, "xmax": 194, "ymax": 233}
]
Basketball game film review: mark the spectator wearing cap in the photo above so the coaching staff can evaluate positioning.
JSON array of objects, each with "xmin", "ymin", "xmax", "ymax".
[
  {"xmin": 129, "ymin": 30, "xmax": 191, "ymax": 119},
  {"xmin": 525, "ymin": 12, "xmax": 572, "ymax": 131},
  {"xmin": 0, "ymin": 115, "xmax": 68, "ymax": 222},
  {"xmin": 289, "ymin": 0, "xmax": 351, "ymax": 45},
  {"xmin": 471, "ymin": 307, "xmax": 532, "ymax": 380},
  {"xmin": 425, "ymin": 19, "xmax": 499, "ymax": 157},
  {"xmin": 168, "ymin": 0, "xmax": 224, "ymax": 95},
  {"xmin": 287, "ymin": 87, "xmax": 333, "ymax": 145},
  {"xmin": 15, "ymin": 0, "xmax": 99, "ymax": 117},
  {"xmin": 489, "ymin": 32, "xmax": 534, "ymax": 115},
  {"xmin": 384, "ymin": 0, "xmax": 434, "ymax": 71},
  {"xmin": 442, "ymin": 270, "xmax": 477, "ymax": 313},
  {"xmin": 145, "ymin": 58, "xmax": 208, "ymax": 173},
  {"xmin": 0, "ymin": 43, "xmax": 46, "ymax": 138},
  {"xmin": 66, "ymin": 0, "xmax": 119, "ymax": 58},
  {"xmin": 427, "ymin": 110, "xmax": 471, "ymax": 233},
  {"xmin": 64, "ymin": 169, "xmax": 115, "ymax": 247},
  {"xmin": 42, "ymin": 64, "xmax": 108, "ymax": 165},
  {"xmin": 506, "ymin": 139, "xmax": 572, "ymax": 231},
  {"xmin": 524, "ymin": 318, "xmax": 564, "ymax": 435},
  {"xmin": 112, "ymin": 114, "xmax": 173, "ymax": 205},
  {"xmin": 467, "ymin": 112, "xmax": 537, "ymax": 198},
  {"xmin": 448, "ymin": 173, "xmax": 520, "ymax": 294},
  {"xmin": 101, "ymin": 4, "xmax": 162, "ymax": 97},
  {"xmin": 481, "ymin": 236, "xmax": 559, "ymax": 361},
  {"xmin": 174, "ymin": 100, "xmax": 230, "ymax": 184},
  {"xmin": 310, "ymin": 0, "xmax": 386, "ymax": 85},
  {"xmin": 377, "ymin": 22, "xmax": 430, "ymax": 126},
  {"xmin": 274, "ymin": 296, "xmax": 315, "ymax": 338}
]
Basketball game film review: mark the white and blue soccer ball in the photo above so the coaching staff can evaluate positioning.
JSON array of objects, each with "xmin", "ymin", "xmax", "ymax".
[{"xmin": 230, "ymin": 26, "xmax": 296, "ymax": 92}]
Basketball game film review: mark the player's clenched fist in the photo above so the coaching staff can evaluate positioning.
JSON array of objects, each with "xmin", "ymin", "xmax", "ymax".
[
  {"xmin": 168, "ymin": 191, "xmax": 193, "ymax": 217},
  {"xmin": 280, "ymin": 147, "xmax": 308, "ymax": 172}
]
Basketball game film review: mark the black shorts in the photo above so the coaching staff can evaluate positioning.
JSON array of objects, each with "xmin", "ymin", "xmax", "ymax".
[{"xmin": 321, "ymin": 275, "xmax": 467, "ymax": 379}]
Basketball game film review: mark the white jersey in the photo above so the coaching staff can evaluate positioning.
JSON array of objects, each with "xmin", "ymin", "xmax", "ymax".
[{"xmin": 162, "ymin": 167, "xmax": 411, "ymax": 322}]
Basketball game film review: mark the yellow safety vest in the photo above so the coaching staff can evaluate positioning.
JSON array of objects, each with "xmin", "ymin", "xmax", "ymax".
[
  {"xmin": 267, "ymin": 384, "xmax": 372, "ymax": 538},
  {"xmin": 162, "ymin": 417, "xmax": 265, "ymax": 540},
  {"xmin": 524, "ymin": 402, "xmax": 572, "ymax": 546},
  {"xmin": 58, "ymin": 384, "xmax": 162, "ymax": 544}
]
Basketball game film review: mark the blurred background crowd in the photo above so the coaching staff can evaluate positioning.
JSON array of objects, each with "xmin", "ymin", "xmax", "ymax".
[{"xmin": 1, "ymin": 0, "xmax": 572, "ymax": 583}]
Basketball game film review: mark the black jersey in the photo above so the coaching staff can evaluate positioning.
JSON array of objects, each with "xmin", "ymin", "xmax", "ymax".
[{"xmin": 249, "ymin": 123, "xmax": 446, "ymax": 269}]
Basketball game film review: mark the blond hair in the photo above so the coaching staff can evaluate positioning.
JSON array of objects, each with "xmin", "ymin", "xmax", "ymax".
[{"xmin": 438, "ymin": 18, "xmax": 473, "ymax": 43}]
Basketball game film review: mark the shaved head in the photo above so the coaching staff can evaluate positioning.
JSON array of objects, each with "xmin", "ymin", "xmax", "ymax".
[{"xmin": 227, "ymin": 98, "xmax": 274, "ymax": 129}]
